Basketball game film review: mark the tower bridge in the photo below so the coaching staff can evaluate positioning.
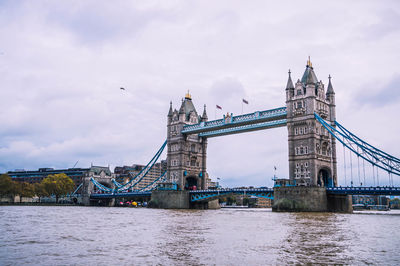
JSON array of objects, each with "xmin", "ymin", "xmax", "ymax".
[{"xmin": 87, "ymin": 59, "xmax": 400, "ymax": 212}]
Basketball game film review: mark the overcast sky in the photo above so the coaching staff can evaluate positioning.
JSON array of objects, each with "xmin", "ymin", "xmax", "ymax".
[{"xmin": 1, "ymin": 0, "xmax": 399, "ymax": 187}]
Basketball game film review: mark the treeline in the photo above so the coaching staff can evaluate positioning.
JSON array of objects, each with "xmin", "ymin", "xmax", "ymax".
[{"xmin": 0, "ymin": 173, "xmax": 75, "ymax": 203}]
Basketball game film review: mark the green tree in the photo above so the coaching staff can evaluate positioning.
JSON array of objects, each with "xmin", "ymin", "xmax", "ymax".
[
  {"xmin": 17, "ymin": 182, "xmax": 35, "ymax": 202},
  {"xmin": 42, "ymin": 173, "xmax": 74, "ymax": 203},
  {"xmin": 34, "ymin": 183, "xmax": 47, "ymax": 203},
  {"xmin": 390, "ymin": 198, "xmax": 400, "ymax": 209},
  {"xmin": 0, "ymin": 174, "xmax": 14, "ymax": 197}
]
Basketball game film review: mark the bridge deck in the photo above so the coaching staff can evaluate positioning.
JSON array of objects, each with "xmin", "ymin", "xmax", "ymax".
[
  {"xmin": 181, "ymin": 107, "xmax": 287, "ymax": 137},
  {"xmin": 326, "ymin": 187, "xmax": 400, "ymax": 196},
  {"xmin": 90, "ymin": 192, "xmax": 151, "ymax": 199},
  {"xmin": 89, "ymin": 187, "xmax": 400, "ymax": 200}
]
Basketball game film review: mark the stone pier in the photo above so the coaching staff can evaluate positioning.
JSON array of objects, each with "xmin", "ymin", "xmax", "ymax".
[
  {"xmin": 272, "ymin": 186, "xmax": 352, "ymax": 213},
  {"xmin": 150, "ymin": 190, "xmax": 219, "ymax": 209}
]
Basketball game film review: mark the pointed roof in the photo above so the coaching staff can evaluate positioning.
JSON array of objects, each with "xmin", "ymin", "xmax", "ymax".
[
  {"xmin": 327, "ymin": 75, "xmax": 335, "ymax": 94},
  {"xmin": 168, "ymin": 101, "xmax": 173, "ymax": 117},
  {"xmin": 202, "ymin": 104, "xmax": 208, "ymax": 121},
  {"xmin": 179, "ymin": 94, "xmax": 197, "ymax": 119},
  {"xmin": 301, "ymin": 58, "xmax": 318, "ymax": 85},
  {"xmin": 286, "ymin": 69, "xmax": 294, "ymax": 90}
]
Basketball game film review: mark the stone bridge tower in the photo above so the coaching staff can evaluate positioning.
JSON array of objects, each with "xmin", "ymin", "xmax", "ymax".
[
  {"xmin": 167, "ymin": 92, "xmax": 208, "ymax": 190},
  {"xmin": 285, "ymin": 59, "xmax": 337, "ymax": 187}
]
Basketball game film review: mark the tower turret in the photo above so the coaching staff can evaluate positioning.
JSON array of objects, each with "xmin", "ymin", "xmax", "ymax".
[
  {"xmin": 285, "ymin": 70, "xmax": 295, "ymax": 101},
  {"xmin": 201, "ymin": 104, "xmax": 208, "ymax": 122}
]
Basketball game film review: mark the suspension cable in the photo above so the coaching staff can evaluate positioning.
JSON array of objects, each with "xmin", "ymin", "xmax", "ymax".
[
  {"xmin": 357, "ymin": 146, "xmax": 361, "ymax": 186},
  {"xmin": 363, "ymin": 159, "xmax": 366, "ymax": 186},
  {"xmin": 376, "ymin": 166, "xmax": 379, "ymax": 186},
  {"xmin": 343, "ymin": 143, "xmax": 347, "ymax": 186},
  {"xmin": 372, "ymin": 164, "xmax": 375, "ymax": 186},
  {"xmin": 350, "ymin": 148, "xmax": 354, "ymax": 187}
]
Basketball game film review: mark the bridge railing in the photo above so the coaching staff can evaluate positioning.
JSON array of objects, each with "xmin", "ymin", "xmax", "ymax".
[
  {"xmin": 182, "ymin": 107, "xmax": 287, "ymax": 134},
  {"xmin": 327, "ymin": 186, "xmax": 400, "ymax": 195}
]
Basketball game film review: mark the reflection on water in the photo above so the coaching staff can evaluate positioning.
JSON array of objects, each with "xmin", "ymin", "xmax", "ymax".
[
  {"xmin": 0, "ymin": 206, "xmax": 399, "ymax": 265},
  {"xmin": 279, "ymin": 213, "xmax": 353, "ymax": 264}
]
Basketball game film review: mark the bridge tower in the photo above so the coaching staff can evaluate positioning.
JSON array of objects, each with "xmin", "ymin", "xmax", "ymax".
[
  {"xmin": 167, "ymin": 92, "xmax": 208, "ymax": 190},
  {"xmin": 285, "ymin": 59, "xmax": 337, "ymax": 187}
]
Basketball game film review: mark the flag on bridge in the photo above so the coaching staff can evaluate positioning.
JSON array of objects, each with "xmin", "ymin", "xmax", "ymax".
[
  {"xmin": 216, "ymin": 105, "xmax": 222, "ymax": 110},
  {"xmin": 242, "ymin": 99, "xmax": 249, "ymax": 104}
]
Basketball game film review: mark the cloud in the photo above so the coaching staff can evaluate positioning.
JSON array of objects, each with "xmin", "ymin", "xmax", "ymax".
[
  {"xmin": 1, "ymin": 0, "xmax": 400, "ymax": 187},
  {"xmin": 354, "ymin": 74, "xmax": 400, "ymax": 107}
]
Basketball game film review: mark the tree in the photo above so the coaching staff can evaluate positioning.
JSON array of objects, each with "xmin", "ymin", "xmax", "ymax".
[
  {"xmin": 42, "ymin": 173, "xmax": 74, "ymax": 203},
  {"xmin": 17, "ymin": 182, "xmax": 35, "ymax": 202},
  {"xmin": 34, "ymin": 183, "xmax": 47, "ymax": 203},
  {"xmin": 0, "ymin": 174, "xmax": 14, "ymax": 197}
]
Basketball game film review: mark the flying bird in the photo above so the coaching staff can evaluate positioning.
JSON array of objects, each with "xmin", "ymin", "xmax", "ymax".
[{"xmin": 120, "ymin": 87, "xmax": 125, "ymax": 90}]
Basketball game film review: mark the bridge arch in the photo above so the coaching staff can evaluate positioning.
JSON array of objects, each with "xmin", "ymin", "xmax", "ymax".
[
  {"xmin": 185, "ymin": 175, "xmax": 199, "ymax": 190},
  {"xmin": 317, "ymin": 167, "xmax": 333, "ymax": 188}
]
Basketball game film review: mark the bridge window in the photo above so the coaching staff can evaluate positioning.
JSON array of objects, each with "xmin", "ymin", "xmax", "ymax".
[
  {"xmin": 297, "ymin": 89, "xmax": 302, "ymax": 95},
  {"xmin": 304, "ymin": 127, "xmax": 308, "ymax": 134},
  {"xmin": 297, "ymin": 101, "xmax": 302, "ymax": 108},
  {"xmin": 300, "ymin": 128, "xmax": 303, "ymax": 134},
  {"xmin": 295, "ymin": 128, "xmax": 298, "ymax": 135},
  {"xmin": 305, "ymin": 146, "xmax": 308, "ymax": 154},
  {"xmin": 300, "ymin": 147, "xmax": 304, "ymax": 154},
  {"xmin": 191, "ymin": 144, "xmax": 196, "ymax": 152}
]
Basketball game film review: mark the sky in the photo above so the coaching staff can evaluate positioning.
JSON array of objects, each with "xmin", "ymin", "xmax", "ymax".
[{"xmin": 0, "ymin": 0, "xmax": 399, "ymax": 187}]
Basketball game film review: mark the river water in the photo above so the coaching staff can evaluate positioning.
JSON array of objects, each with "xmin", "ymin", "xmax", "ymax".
[{"xmin": 0, "ymin": 206, "xmax": 399, "ymax": 265}]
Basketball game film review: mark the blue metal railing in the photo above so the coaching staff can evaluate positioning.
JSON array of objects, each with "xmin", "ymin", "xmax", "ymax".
[{"xmin": 182, "ymin": 107, "xmax": 287, "ymax": 135}]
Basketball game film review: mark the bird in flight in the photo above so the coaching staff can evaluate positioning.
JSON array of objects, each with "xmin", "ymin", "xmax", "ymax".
[{"xmin": 120, "ymin": 87, "xmax": 125, "ymax": 91}]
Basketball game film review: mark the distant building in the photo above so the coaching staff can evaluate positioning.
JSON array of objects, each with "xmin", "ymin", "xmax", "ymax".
[
  {"xmin": 7, "ymin": 166, "xmax": 112, "ymax": 190},
  {"xmin": 206, "ymin": 176, "xmax": 219, "ymax": 189},
  {"xmin": 114, "ymin": 160, "xmax": 167, "ymax": 190},
  {"xmin": 352, "ymin": 195, "xmax": 389, "ymax": 206}
]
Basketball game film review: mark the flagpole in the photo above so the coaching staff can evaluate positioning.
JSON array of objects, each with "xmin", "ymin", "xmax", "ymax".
[{"xmin": 241, "ymin": 101, "xmax": 243, "ymax": 114}]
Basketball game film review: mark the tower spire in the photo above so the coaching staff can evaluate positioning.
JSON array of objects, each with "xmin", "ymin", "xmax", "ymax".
[
  {"xmin": 202, "ymin": 104, "xmax": 208, "ymax": 121},
  {"xmin": 286, "ymin": 69, "xmax": 294, "ymax": 90},
  {"xmin": 327, "ymin": 74, "xmax": 335, "ymax": 94},
  {"xmin": 168, "ymin": 101, "xmax": 173, "ymax": 117}
]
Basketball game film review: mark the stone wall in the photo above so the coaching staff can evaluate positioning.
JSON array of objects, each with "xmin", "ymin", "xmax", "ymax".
[
  {"xmin": 273, "ymin": 186, "xmax": 328, "ymax": 212},
  {"xmin": 273, "ymin": 186, "xmax": 353, "ymax": 213},
  {"xmin": 150, "ymin": 190, "xmax": 190, "ymax": 209}
]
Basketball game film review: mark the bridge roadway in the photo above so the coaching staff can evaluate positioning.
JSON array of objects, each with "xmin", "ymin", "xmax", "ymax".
[
  {"xmin": 89, "ymin": 187, "xmax": 400, "ymax": 201},
  {"xmin": 181, "ymin": 107, "xmax": 287, "ymax": 138}
]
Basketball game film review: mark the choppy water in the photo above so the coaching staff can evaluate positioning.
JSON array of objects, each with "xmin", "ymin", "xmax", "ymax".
[{"xmin": 1, "ymin": 206, "xmax": 400, "ymax": 265}]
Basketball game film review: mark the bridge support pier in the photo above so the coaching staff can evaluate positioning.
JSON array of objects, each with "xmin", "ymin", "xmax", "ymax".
[
  {"xmin": 272, "ymin": 187, "xmax": 352, "ymax": 213},
  {"xmin": 149, "ymin": 191, "xmax": 219, "ymax": 209}
]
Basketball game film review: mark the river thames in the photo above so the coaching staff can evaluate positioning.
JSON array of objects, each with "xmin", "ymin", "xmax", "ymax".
[{"xmin": 1, "ymin": 206, "xmax": 399, "ymax": 265}]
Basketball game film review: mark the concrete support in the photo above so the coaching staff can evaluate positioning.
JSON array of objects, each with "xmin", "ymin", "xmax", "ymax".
[
  {"xmin": 273, "ymin": 187, "xmax": 328, "ymax": 212},
  {"xmin": 150, "ymin": 191, "xmax": 220, "ymax": 209},
  {"xmin": 327, "ymin": 194, "xmax": 353, "ymax": 213},
  {"xmin": 150, "ymin": 190, "xmax": 190, "ymax": 209},
  {"xmin": 273, "ymin": 186, "xmax": 352, "ymax": 213}
]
